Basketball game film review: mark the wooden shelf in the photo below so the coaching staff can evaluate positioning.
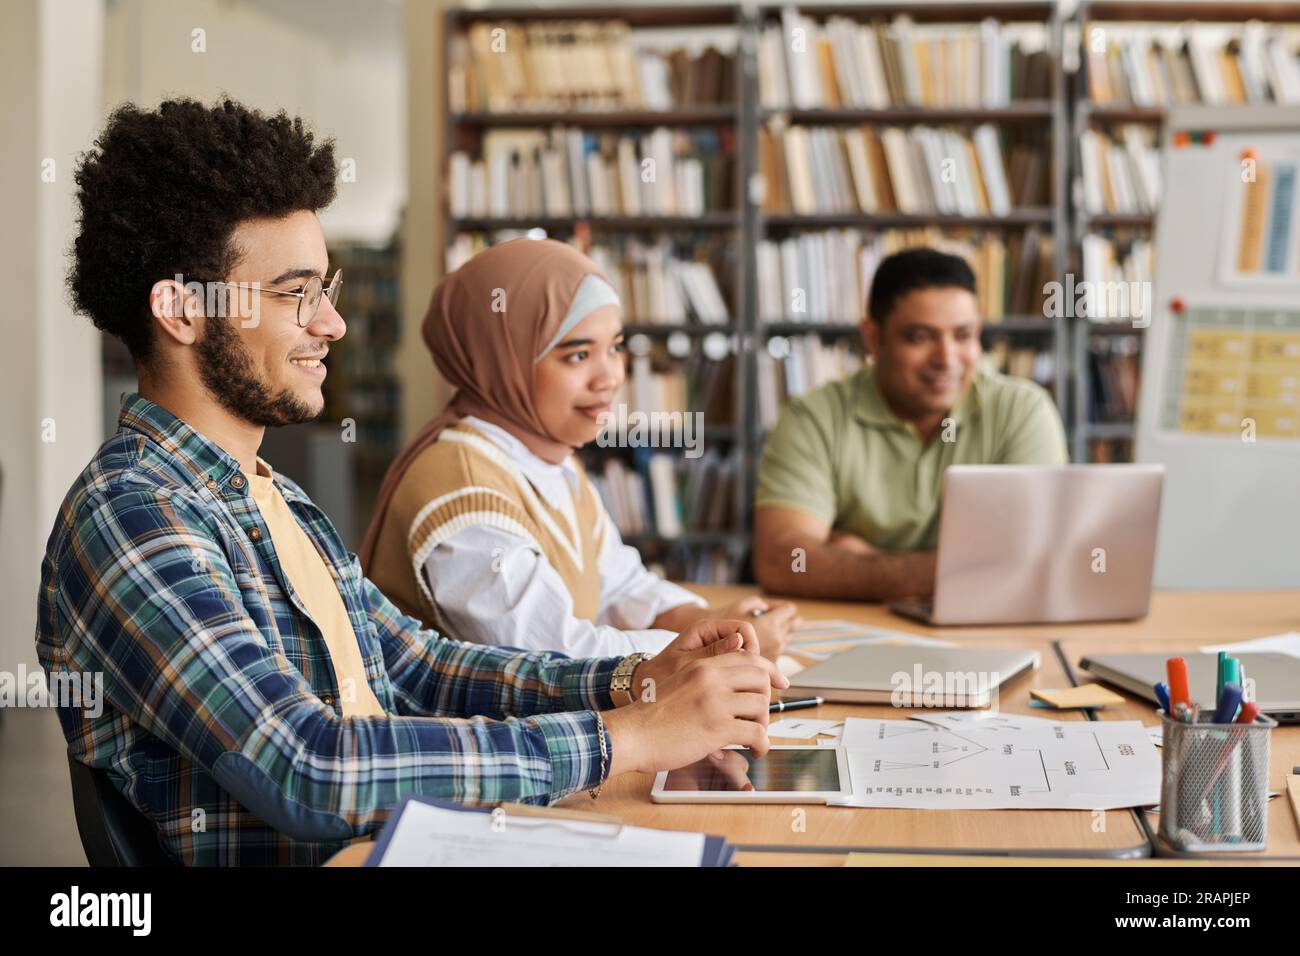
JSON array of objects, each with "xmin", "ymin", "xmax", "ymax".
[
  {"xmin": 764, "ymin": 101, "xmax": 1055, "ymax": 124},
  {"xmin": 761, "ymin": 319, "xmax": 1056, "ymax": 336},
  {"xmin": 761, "ymin": 2, "xmax": 1057, "ymax": 23},
  {"xmin": 452, "ymin": 107, "xmax": 737, "ymax": 128},
  {"xmin": 621, "ymin": 322, "xmax": 736, "ymax": 337},
  {"xmin": 1079, "ymin": 2, "xmax": 1300, "ymax": 22},
  {"xmin": 449, "ymin": 213, "xmax": 740, "ymax": 231},
  {"xmin": 762, "ymin": 209, "xmax": 1055, "ymax": 228},
  {"xmin": 1079, "ymin": 103, "xmax": 1167, "ymax": 124},
  {"xmin": 447, "ymin": 5, "xmax": 741, "ymax": 27},
  {"xmin": 1079, "ymin": 212, "xmax": 1156, "ymax": 228}
]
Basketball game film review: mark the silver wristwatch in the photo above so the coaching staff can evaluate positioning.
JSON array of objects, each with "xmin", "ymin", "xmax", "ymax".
[{"xmin": 610, "ymin": 652, "xmax": 654, "ymax": 704}]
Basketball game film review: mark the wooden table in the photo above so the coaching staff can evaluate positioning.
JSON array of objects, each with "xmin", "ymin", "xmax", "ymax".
[
  {"xmin": 328, "ymin": 587, "xmax": 1299, "ymax": 866},
  {"xmin": 557, "ymin": 586, "xmax": 1297, "ymax": 862},
  {"xmin": 324, "ymin": 843, "xmax": 846, "ymax": 867}
]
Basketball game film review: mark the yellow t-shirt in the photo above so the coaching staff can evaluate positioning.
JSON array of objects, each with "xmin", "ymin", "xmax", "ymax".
[{"xmin": 246, "ymin": 467, "xmax": 386, "ymax": 718}]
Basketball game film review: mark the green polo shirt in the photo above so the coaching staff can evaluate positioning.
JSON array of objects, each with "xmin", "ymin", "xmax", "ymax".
[{"xmin": 755, "ymin": 365, "xmax": 1068, "ymax": 551}]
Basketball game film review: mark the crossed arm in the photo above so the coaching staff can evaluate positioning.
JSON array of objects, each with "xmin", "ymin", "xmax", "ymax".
[{"xmin": 752, "ymin": 505, "xmax": 936, "ymax": 602}]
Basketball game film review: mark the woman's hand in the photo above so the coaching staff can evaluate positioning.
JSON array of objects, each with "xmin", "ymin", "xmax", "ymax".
[{"xmin": 705, "ymin": 598, "xmax": 801, "ymax": 663}]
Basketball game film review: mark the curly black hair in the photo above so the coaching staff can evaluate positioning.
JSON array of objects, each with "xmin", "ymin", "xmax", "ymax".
[{"xmin": 68, "ymin": 97, "xmax": 337, "ymax": 365}]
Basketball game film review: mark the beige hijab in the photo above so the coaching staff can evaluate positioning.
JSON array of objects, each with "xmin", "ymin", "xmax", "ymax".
[{"xmin": 359, "ymin": 238, "xmax": 608, "ymax": 570}]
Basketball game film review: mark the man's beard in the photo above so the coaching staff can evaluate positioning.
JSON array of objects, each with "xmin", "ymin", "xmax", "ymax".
[{"xmin": 197, "ymin": 317, "xmax": 320, "ymax": 427}]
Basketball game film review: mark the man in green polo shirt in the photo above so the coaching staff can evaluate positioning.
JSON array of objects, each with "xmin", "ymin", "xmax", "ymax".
[{"xmin": 753, "ymin": 247, "xmax": 1068, "ymax": 601}]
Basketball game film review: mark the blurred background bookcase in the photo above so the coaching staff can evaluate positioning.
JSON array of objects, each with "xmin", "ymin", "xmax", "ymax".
[
  {"xmin": 438, "ymin": 0, "xmax": 1300, "ymax": 583},
  {"xmin": 441, "ymin": 0, "xmax": 1067, "ymax": 584}
]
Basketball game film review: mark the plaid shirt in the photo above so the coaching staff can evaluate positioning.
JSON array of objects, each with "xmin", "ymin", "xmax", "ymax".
[{"xmin": 36, "ymin": 394, "xmax": 619, "ymax": 866}]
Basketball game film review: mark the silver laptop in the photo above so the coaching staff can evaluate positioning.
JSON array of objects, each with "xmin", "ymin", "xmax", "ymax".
[
  {"xmin": 1079, "ymin": 652, "xmax": 1300, "ymax": 723},
  {"xmin": 785, "ymin": 644, "xmax": 1040, "ymax": 706},
  {"xmin": 890, "ymin": 464, "xmax": 1164, "ymax": 626}
]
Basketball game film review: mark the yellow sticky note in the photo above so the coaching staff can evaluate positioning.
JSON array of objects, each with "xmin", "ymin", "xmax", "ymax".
[
  {"xmin": 1030, "ymin": 684, "xmax": 1126, "ymax": 709},
  {"xmin": 1286, "ymin": 775, "xmax": 1300, "ymax": 834}
]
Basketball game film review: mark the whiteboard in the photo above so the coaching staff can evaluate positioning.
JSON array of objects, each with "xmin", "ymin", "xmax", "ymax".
[{"xmin": 1136, "ymin": 106, "xmax": 1300, "ymax": 589}]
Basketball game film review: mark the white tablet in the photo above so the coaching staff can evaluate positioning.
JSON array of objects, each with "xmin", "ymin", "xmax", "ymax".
[{"xmin": 650, "ymin": 746, "xmax": 852, "ymax": 804}]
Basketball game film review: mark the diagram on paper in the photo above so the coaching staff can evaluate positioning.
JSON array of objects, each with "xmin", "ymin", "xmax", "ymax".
[{"xmin": 827, "ymin": 717, "xmax": 1160, "ymax": 810}]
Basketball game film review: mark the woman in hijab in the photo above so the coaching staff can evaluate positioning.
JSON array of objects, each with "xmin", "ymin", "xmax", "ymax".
[{"xmin": 361, "ymin": 238, "xmax": 797, "ymax": 661}]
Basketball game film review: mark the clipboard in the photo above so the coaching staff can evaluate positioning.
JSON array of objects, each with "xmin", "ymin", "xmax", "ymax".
[{"xmin": 365, "ymin": 795, "xmax": 733, "ymax": 866}]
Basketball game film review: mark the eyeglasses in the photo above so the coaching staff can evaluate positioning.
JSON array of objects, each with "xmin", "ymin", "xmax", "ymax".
[
  {"xmin": 207, "ymin": 269, "xmax": 343, "ymax": 327},
  {"xmin": 254, "ymin": 269, "xmax": 343, "ymax": 327}
]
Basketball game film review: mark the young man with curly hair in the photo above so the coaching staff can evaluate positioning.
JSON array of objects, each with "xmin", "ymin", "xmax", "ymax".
[{"xmin": 38, "ymin": 98, "xmax": 786, "ymax": 866}]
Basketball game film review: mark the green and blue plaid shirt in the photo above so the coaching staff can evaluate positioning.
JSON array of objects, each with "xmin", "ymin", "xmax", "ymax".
[{"xmin": 36, "ymin": 394, "xmax": 619, "ymax": 866}]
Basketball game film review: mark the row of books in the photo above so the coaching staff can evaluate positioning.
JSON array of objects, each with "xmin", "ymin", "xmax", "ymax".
[
  {"xmin": 449, "ymin": 21, "xmax": 736, "ymax": 113},
  {"xmin": 1078, "ymin": 125, "xmax": 1160, "ymax": 216},
  {"xmin": 445, "ymin": 234, "xmax": 733, "ymax": 325},
  {"xmin": 1079, "ymin": 233, "xmax": 1155, "ymax": 324},
  {"xmin": 618, "ymin": 353, "xmax": 736, "ymax": 426},
  {"xmin": 760, "ymin": 11, "xmax": 1052, "ymax": 110},
  {"xmin": 1080, "ymin": 232, "xmax": 1154, "ymax": 289},
  {"xmin": 756, "ymin": 227, "xmax": 1055, "ymax": 324},
  {"xmin": 756, "ymin": 335, "xmax": 1055, "ymax": 428},
  {"xmin": 1085, "ymin": 22, "xmax": 1300, "ymax": 107},
  {"xmin": 449, "ymin": 127, "xmax": 734, "ymax": 219},
  {"xmin": 985, "ymin": 338, "xmax": 1056, "ymax": 393},
  {"xmin": 590, "ymin": 449, "xmax": 739, "ymax": 540},
  {"xmin": 757, "ymin": 335, "xmax": 864, "ymax": 429},
  {"xmin": 587, "ymin": 241, "xmax": 730, "ymax": 326},
  {"xmin": 1086, "ymin": 334, "xmax": 1142, "ymax": 423},
  {"xmin": 759, "ymin": 123, "xmax": 1049, "ymax": 216}
]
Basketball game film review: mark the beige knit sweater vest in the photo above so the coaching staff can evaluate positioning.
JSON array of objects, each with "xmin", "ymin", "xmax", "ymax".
[{"xmin": 366, "ymin": 422, "xmax": 605, "ymax": 634}]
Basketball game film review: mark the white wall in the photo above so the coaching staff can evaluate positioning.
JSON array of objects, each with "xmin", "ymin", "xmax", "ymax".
[
  {"xmin": 0, "ymin": 0, "xmax": 105, "ymax": 674},
  {"xmin": 104, "ymin": 0, "xmax": 407, "ymax": 245}
]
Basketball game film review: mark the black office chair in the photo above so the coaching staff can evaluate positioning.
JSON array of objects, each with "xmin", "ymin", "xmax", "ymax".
[{"xmin": 67, "ymin": 754, "xmax": 175, "ymax": 867}]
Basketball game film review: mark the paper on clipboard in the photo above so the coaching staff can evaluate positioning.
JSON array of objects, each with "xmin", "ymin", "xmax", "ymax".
[{"xmin": 367, "ymin": 797, "xmax": 732, "ymax": 867}]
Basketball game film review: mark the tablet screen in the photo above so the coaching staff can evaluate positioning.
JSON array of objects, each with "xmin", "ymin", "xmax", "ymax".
[{"xmin": 660, "ymin": 748, "xmax": 842, "ymax": 792}]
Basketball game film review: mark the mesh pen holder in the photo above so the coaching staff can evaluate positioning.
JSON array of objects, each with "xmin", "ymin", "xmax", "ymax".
[{"xmin": 1157, "ymin": 709, "xmax": 1276, "ymax": 852}]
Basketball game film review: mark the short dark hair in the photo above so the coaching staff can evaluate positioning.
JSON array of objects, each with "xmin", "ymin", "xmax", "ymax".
[
  {"xmin": 68, "ymin": 97, "xmax": 337, "ymax": 365},
  {"xmin": 866, "ymin": 248, "xmax": 976, "ymax": 324}
]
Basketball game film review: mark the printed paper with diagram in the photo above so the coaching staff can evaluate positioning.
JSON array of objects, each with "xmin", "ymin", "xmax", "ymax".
[{"xmin": 827, "ymin": 716, "xmax": 1160, "ymax": 810}]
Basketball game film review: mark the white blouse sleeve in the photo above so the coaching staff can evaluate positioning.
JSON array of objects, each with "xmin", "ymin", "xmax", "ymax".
[
  {"xmin": 595, "ymin": 514, "xmax": 707, "ymax": 631},
  {"xmin": 423, "ymin": 524, "xmax": 678, "ymax": 658}
]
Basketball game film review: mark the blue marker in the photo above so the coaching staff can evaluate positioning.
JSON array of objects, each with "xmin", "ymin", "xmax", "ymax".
[
  {"xmin": 1153, "ymin": 681, "xmax": 1171, "ymax": 713},
  {"xmin": 1223, "ymin": 659, "xmax": 1243, "ymax": 719},
  {"xmin": 1213, "ymin": 683, "xmax": 1243, "ymax": 725}
]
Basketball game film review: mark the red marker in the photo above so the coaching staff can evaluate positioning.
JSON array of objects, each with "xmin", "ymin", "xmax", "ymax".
[
  {"xmin": 1166, "ymin": 657, "xmax": 1191, "ymax": 718},
  {"xmin": 1235, "ymin": 701, "xmax": 1261, "ymax": 725}
]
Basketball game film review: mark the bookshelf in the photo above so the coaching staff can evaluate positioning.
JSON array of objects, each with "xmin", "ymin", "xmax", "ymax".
[
  {"xmin": 321, "ymin": 239, "xmax": 404, "ymax": 543},
  {"xmin": 443, "ymin": 4, "xmax": 753, "ymax": 583},
  {"xmin": 435, "ymin": 2, "xmax": 1085, "ymax": 582},
  {"xmin": 1066, "ymin": 0, "xmax": 1300, "ymax": 462}
]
